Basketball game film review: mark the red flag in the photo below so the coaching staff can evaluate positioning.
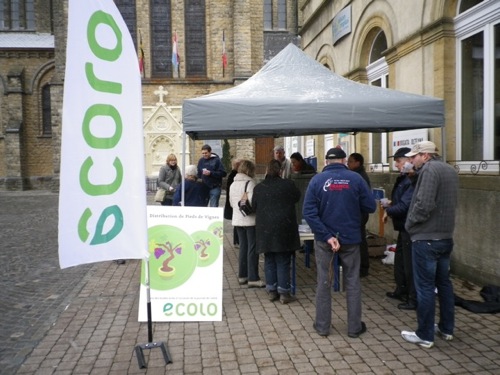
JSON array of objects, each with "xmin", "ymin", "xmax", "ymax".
[{"xmin": 222, "ymin": 30, "xmax": 227, "ymax": 69}]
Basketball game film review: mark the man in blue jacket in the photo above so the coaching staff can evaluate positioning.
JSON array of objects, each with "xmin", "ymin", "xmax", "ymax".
[
  {"xmin": 303, "ymin": 147, "xmax": 376, "ymax": 338},
  {"xmin": 383, "ymin": 147, "xmax": 416, "ymax": 310},
  {"xmin": 197, "ymin": 144, "xmax": 227, "ymax": 207}
]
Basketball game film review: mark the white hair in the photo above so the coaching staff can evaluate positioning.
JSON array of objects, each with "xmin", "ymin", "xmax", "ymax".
[{"xmin": 185, "ymin": 165, "xmax": 198, "ymax": 177}]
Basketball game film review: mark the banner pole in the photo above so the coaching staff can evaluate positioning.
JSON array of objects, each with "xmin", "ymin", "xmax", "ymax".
[{"xmin": 135, "ymin": 258, "xmax": 172, "ymax": 369}]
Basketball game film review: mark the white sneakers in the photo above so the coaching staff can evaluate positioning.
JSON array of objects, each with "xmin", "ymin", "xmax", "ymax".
[
  {"xmin": 401, "ymin": 325, "xmax": 454, "ymax": 349},
  {"xmin": 247, "ymin": 280, "xmax": 266, "ymax": 288},
  {"xmin": 401, "ymin": 331, "xmax": 434, "ymax": 349}
]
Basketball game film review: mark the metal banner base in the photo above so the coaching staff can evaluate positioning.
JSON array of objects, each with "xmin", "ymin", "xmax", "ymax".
[
  {"xmin": 135, "ymin": 258, "xmax": 172, "ymax": 369},
  {"xmin": 135, "ymin": 341, "xmax": 172, "ymax": 369}
]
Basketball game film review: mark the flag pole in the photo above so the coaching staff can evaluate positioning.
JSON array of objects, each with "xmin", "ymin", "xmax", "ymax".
[
  {"xmin": 222, "ymin": 30, "xmax": 226, "ymax": 78},
  {"xmin": 134, "ymin": 257, "xmax": 172, "ymax": 368}
]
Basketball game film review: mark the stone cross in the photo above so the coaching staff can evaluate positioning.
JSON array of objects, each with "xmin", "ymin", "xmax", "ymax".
[{"xmin": 154, "ymin": 86, "xmax": 168, "ymax": 105}]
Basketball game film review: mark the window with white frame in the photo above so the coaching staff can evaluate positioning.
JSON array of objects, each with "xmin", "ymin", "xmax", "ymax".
[
  {"xmin": 455, "ymin": 0, "xmax": 500, "ymax": 161},
  {"xmin": 366, "ymin": 30, "xmax": 389, "ymax": 165}
]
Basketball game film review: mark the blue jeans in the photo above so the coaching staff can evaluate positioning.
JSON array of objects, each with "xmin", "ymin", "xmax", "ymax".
[
  {"xmin": 235, "ymin": 226, "xmax": 259, "ymax": 282},
  {"xmin": 208, "ymin": 186, "xmax": 221, "ymax": 207},
  {"xmin": 412, "ymin": 239, "xmax": 455, "ymax": 341},
  {"xmin": 315, "ymin": 241, "xmax": 362, "ymax": 336},
  {"xmin": 264, "ymin": 252, "xmax": 292, "ymax": 294}
]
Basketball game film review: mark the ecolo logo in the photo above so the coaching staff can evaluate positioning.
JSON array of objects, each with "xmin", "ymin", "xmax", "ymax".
[
  {"xmin": 78, "ymin": 10, "xmax": 125, "ymax": 246},
  {"xmin": 163, "ymin": 302, "xmax": 218, "ymax": 317}
]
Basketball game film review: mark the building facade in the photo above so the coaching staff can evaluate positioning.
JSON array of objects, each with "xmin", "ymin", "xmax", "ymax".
[
  {"xmin": 298, "ymin": 0, "xmax": 499, "ymax": 286},
  {"xmin": 2, "ymin": 0, "xmax": 497, "ymax": 285},
  {"xmin": 0, "ymin": 0, "xmax": 301, "ymax": 188}
]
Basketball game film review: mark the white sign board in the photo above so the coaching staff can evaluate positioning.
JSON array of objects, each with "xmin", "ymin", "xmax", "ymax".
[{"xmin": 138, "ymin": 206, "xmax": 224, "ymax": 322}]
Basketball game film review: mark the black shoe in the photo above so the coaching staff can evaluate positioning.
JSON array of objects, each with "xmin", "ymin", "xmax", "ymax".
[
  {"xmin": 348, "ymin": 322, "xmax": 367, "ymax": 338},
  {"xmin": 313, "ymin": 323, "xmax": 329, "ymax": 337},
  {"xmin": 360, "ymin": 270, "xmax": 369, "ymax": 278},
  {"xmin": 386, "ymin": 291, "xmax": 407, "ymax": 301},
  {"xmin": 268, "ymin": 291, "xmax": 279, "ymax": 302},
  {"xmin": 398, "ymin": 302, "xmax": 417, "ymax": 310},
  {"xmin": 114, "ymin": 259, "xmax": 126, "ymax": 265},
  {"xmin": 279, "ymin": 293, "xmax": 297, "ymax": 305}
]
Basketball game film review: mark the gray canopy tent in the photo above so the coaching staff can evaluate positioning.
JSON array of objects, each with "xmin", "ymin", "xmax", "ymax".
[{"xmin": 182, "ymin": 43, "xmax": 444, "ymax": 141}]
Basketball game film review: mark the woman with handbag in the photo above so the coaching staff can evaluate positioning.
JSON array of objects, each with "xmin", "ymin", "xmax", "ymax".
[
  {"xmin": 157, "ymin": 154, "xmax": 182, "ymax": 206},
  {"xmin": 229, "ymin": 159, "xmax": 264, "ymax": 288}
]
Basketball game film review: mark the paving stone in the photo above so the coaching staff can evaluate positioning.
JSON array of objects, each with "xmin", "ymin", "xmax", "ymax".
[{"xmin": 1, "ymin": 191, "xmax": 499, "ymax": 374}]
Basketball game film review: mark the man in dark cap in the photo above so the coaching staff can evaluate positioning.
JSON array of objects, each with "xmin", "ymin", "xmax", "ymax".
[
  {"xmin": 382, "ymin": 147, "xmax": 417, "ymax": 310},
  {"xmin": 303, "ymin": 147, "xmax": 376, "ymax": 338}
]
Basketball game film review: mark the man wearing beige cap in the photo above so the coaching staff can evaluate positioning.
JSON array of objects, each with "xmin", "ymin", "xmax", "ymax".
[{"xmin": 400, "ymin": 141, "xmax": 458, "ymax": 349}]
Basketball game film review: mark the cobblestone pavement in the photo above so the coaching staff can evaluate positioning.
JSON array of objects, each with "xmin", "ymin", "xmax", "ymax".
[
  {"xmin": 0, "ymin": 191, "xmax": 93, "ymax": 374},
  {"xmin": 1, "ymin": 191, "xmax": 499, "ymax": 374}
]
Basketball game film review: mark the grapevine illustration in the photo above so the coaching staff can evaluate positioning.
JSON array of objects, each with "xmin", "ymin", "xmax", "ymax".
[
  {"xmin": 194, "ymin": 239, "xmax": 211, "ymax": 260},
  {"xmin": 154, "ymin": 241, "xmax": 182, "ymax": 272}
]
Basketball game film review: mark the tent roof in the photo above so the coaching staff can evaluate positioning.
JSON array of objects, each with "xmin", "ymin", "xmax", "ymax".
[{"xmin": 182, "ymin": 44, "xmax": 444, "ymax": 140}]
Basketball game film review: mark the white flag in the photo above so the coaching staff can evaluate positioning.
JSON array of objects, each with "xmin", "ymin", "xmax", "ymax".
[{"xmin": 59, "ymin": 0, "xmax": 148, "ymax": 268}]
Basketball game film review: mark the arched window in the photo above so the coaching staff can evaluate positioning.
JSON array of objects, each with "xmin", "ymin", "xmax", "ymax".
[
  {"xmin": 458, "ymin": 0, "xmax": 484, "ymax": 13},
  {"xmin": 455, "ymin": 0, "xmax": 499, "ymax": 161},
  {"xmin": 151, "ymin": 0, "xmax": 173, "ymax": 78},
  {"xmin": 41, "ymin": 84, "xmax": 52, "ymax": 136},
  {"xmin": 263, "ymin": 0, "xmax": 286, "ymax": 30},
  {"xmin": 277, "ymin": 0, "xmax": 287, "ymax": 30},
  {"xmin": 366, "ymin": 30, "xmax": 389, "ymax": 165},
  {"xmin": 264, "ymin": 0, "xmax": 273, "ymax": 30},
  {"xmin": 114, "ymin": 0, "xmax": 137, "ymax": 48},
  {"xmin": 185, "ymin": 0, "xmax": 207, "ymax": 77},
  {"xmin": 0, "ymin": 0, "xmax": 34, "ymax": 30}
]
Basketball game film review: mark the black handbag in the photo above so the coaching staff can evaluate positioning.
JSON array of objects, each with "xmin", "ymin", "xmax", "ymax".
[{"xmin": 238, "ymin": 181, "xmax": 253, "ymax": 217}]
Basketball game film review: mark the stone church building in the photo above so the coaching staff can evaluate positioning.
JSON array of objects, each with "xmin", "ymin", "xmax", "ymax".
[{"xmin": 0, "ymin": 0, "xmax": 301, "ymax": 190}]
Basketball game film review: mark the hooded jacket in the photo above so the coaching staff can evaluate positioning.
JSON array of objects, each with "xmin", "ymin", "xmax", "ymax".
[{"xmin": 197, "ymin": 153, "xmax": 227, "ymax": 189}]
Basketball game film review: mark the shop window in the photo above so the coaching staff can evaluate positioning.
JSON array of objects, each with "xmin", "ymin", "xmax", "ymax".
[
  {"xmin": 0, "ymin": 0, "xmax": 34, "ymax": 30},
  {"xmin": 455, "ymin": 0, "xmax": 500, "ymax": 161}
]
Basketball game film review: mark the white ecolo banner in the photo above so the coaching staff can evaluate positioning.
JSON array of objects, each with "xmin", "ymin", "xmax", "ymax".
[
  {"xmin": 59, "ymin": 0, "xmax": 148, "ymax": 268},
  {"xmin": 139, "ymin": 206, "xmax": 224, "ymax": 322}
]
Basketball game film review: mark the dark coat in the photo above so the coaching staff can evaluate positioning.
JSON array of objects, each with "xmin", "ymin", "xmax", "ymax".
[
  {"xmin": 386, "ymin": 174, "xmax": 414, "ymax": 231},
  {"xmin": 173, "ymin": 179, "xmax": 209, "ymax": 207},
  {"xmin": 224, "ymin": 169, "xmax": 237, "ymax": 220},
  {"xmin": 352, "ymin": 165, "xmax": 371, "ymax": 225},
  {"xmin": 252, "ymin": 175, "xmax": 301, "ymax": 254}
]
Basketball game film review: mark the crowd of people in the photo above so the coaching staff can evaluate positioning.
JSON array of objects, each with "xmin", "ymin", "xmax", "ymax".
[{"xmin": 154, "ymin": 140, "xmax": 458, "ymax": 348}]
